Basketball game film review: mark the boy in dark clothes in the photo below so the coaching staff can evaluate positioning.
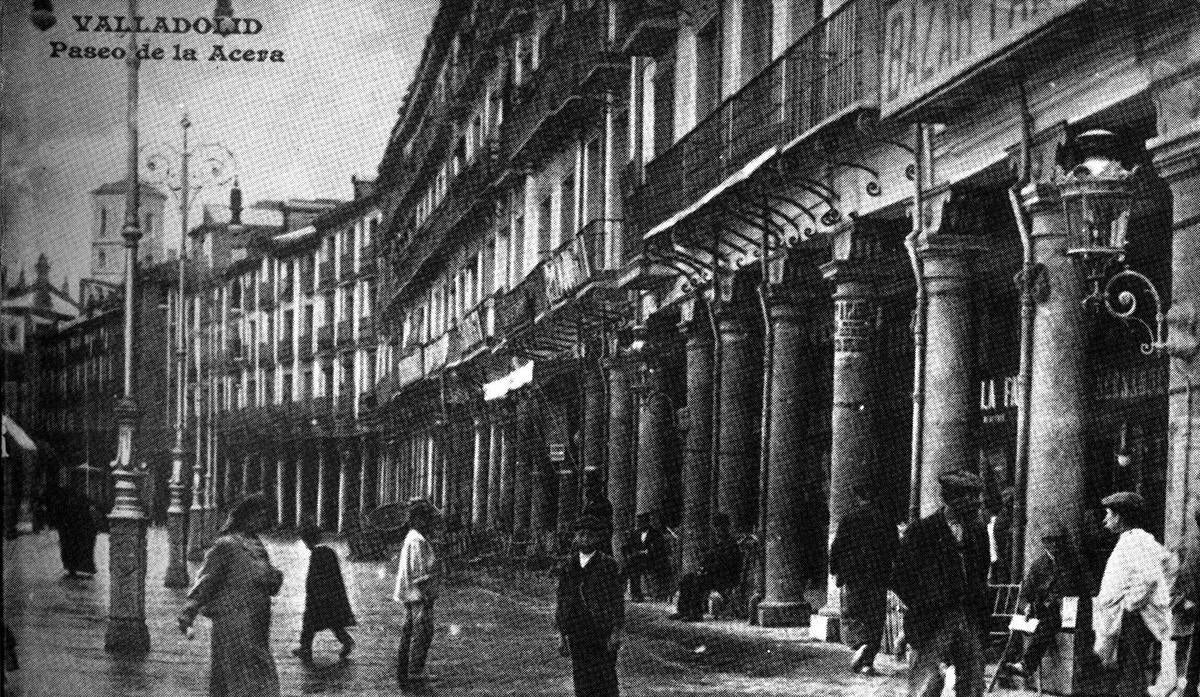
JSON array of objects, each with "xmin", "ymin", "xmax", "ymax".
[{"xmin": 293, "ymin": 523, "xmax": 356, "ymax": 663}]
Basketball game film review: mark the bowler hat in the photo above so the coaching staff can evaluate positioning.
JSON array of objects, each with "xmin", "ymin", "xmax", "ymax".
[
  {"xmin": 938, "ymin": 469, "xmax": 982, "ymax": 495},
  {"xmin": 574, "ymin": 514, "xmax": 607, "ymax": 533},
  {"xmin": 1101, "ymin": 491, "xmax": 1146, "ymax": 516}
]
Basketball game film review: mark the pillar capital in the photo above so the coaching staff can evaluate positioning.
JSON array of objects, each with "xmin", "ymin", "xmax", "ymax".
[{"xmin": 918, "ymin": 235, "xmax": 987, "ymax": 297}]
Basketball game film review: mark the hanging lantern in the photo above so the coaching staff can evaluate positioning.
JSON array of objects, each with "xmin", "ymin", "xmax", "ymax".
[
  {"xmin": 29, "ymin": 0, "xmax": 56, "ymax": 30},
  {"xmin": 1061, "ymin": 129, "xmax": 1137, "ymax": 304}
]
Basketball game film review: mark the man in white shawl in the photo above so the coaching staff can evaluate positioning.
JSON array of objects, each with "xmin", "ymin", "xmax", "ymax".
[
  {"xmin": 1094, "ymin": 491, "xmax": 1177, "ymax": 697},
  {"xmin": 393, "ymin": 498, "xmax": 439, "ymax": 687}
]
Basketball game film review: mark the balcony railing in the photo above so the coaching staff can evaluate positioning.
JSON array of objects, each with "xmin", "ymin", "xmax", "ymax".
[
  {"xmin": 496, "ymin": 267, "xmax": 547, "ymax": 342},
  {"xmin": 502, "ymin": 4, "xmax": 624, "ymax": 167},
  {"xmin": 277, "ymin": 338, "xmax": 293, "ymax": 363},
  {"xmin": 542, "ymin": 218, "xmax": 622, "ymax": 306},
  {"xmin": 425, "ymin": 332, "xmax": 450, "ymax": 374},
  {"xmin": 299, "ymin": 332, "xmax": 314, "ymax": 360},
  {"xmin": 340, "ymin": 251, "xmax": 355, "ymax": 280},
  {"xmin": 358, "ymin": 316, "xmax": 376, "ymax": 344},
  {"xmin": 633, "ymin": 0, "xmax": 878, "ymax": 238},
  {"xmin": 337, "ymin": 319, "xmax": 354, "ymax": 348},
  {"xmin": 317, "ymin": 325, "xmax": 333, "ymax": 352}
]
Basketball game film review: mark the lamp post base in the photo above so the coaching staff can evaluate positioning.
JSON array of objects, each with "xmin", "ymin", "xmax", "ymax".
[
  {"xmin": 187, "ymin": 507, "xmax": 206, "ymax": 562},
  {"xmin": 104, "ymin": 618, "xmax": 150, "ymax": 655},
  {"xmin": 164, "ymin": 507, "xmax": 190, "ymax": 588},
  {"xmin": 758, "ymin": 599, "xmax": 812, "ymax": 628}
]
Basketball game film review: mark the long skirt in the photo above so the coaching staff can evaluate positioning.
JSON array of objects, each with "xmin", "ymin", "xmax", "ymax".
[
  {"xmin": 841, "ymin": 583, "xmax": 887, "ymax": 651},
  {"xmin": 208, "ymin": 604, "xmax": 280, "ymax": 697}
]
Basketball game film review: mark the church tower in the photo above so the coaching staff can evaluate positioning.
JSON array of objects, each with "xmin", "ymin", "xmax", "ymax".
[{"xmin": 90, "ymin": 180, "xmax": 167, "ymax": 283}]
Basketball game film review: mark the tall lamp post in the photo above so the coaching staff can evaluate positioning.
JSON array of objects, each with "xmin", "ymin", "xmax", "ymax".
[{"xmin": 145, "ymin": 113, "xmax": 237, "ymax": 588}]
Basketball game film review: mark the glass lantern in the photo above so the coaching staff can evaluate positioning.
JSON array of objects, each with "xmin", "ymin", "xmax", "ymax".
[{"xmin": 1060, "ymin": 129, "xmax": 1137, "ymax": 304}]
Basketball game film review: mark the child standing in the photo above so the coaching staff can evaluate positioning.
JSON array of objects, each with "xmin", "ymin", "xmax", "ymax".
[{"xmin": 293, "ymin": 523, "xmax": 356, "ymax": 663}]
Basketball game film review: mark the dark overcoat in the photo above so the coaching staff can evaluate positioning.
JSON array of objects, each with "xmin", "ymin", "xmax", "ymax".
[
  {"xmin": 891, "ymin": 508, "xmax": 990, "ymax": 646},
  {"xmin": 302, "ymin": 545, "xmax": 356, "ymax": 632},
  {"xmin": 829, "ymin": 500, "xmax": 896, "ymax": 589},
  {"xmin": 556, "ymin": 553, "xmax": 624, "ymax": 697}
]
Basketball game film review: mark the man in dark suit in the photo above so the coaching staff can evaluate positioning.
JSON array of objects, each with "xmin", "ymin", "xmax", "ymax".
[
  {"xmin": 892, "ymin": 468, "xmax": 990, "ymax": 697},
  {"xmin": 1000, "ymin": 520, "xmax": 1087, "ymax": 681},
  {"xmin": 672, "ymin": 512, "xmax": 742, "ymax": 621},
  {"xmin": 830, "ymin": 483, "xmax": 897, "ymax": 675},
  {"xmin": 556, "ymin": 514, "xmax": 624, "ymax": 697},
  {"xmin": 624, "ymin": 512, "xmax": 668, "ymax": 602}
]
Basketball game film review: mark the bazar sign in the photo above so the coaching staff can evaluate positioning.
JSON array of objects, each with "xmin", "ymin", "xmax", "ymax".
[{"xmin": 881, "ymin": 0, "xmax": 1086, "ymax": 117}]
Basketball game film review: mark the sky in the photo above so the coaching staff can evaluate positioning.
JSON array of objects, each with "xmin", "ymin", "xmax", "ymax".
[{"xmin": 1, "ymin": 0, "xmax": 437, "ymax": 295}]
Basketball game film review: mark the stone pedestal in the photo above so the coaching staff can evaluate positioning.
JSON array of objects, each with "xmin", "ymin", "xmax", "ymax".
[
  {"xmin": 759, "ymin": 288, "xmax": 817, "ymax": 627},
  {"xmin": 715, "ymin": 310, "xmax": 760, "ymax": 536},
  {"xmin": 680, "ymin": 317, "xmax": 714, "ymax": 575},
  {"xmin": 636, "ymin": 365, "xmax": 672, "ymax": 518},
  {"xmin": 472, "ymin": 416, "xmax": 490, "ymax": 530},
  {"xmin": 337, "ymin": 441, "xmax": 354, "ymax": 533},
  {"xmin": 105, "ymin": 403, "xmax": 150, "ymax": 655},
  {"xmin": 607, "ymin": 357, "xmax": 637, "ymax": 567},
  {"xmin": 813, "ymin": 259, "xmax": 876, "ymax": 638},
  {"xmin": 917, "ymin": 235, "xmax": 982, "ymax": 516}
]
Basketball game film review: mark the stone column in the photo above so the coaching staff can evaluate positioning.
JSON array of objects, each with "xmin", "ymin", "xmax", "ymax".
[
  {"xmin": 716, "ymin": 309, "xmax": 760, "ymax": 535},
  {"xmin": 759, "ymin": 273, "xmax": 821, "ymax": 627},
  {"xmin": 1150, "ymin": 62, "xmax": 1200, "ymax": 555},
  {"xmin": 471, "ymin": 415, "xmax": 490, "ymax": 531},
  {"xmin": 359, "ymin": 435, "xmax": 373, "ymax": 518},
  {"xmin": 813, "ymin": 256, "xmax": 876, "ymax": 639},
  {"xmin": 294, "ymin": 448, "xmax": 305, "ymax": 527},
  {"xmin": 583, "ymin": 359, "xmax": 607, "ymax": 485},
  {"xmin": 607, "ymin": 356, "xmax": 637, "ymax": 567},
  {"xmin": 1021, "ymin": 181, "xmax": 1087, "ymax": 568},
  {"xmin": 487, "ymin": 419, "xmax": 503, "ymax": 531},
  {"xmin": 276, "ymin": 450, "xmax": 287, "ymax": 526},
  {"xmin": 528, "ymin": 399, "xmax": 556, "ymax": 549},
  {"xmin": 315, "ymin": 444, "xmax": 328, "ymax": 528},
  {"xmin": 500, "ymin": 419, "xmax": 516, "ymax": 534},
  {"xmin": 337, "ymin": 439, "xmax": 354, "ymax": 533},
  {"xmin": 513, "ymin": 399, "xmax": 533, "ymax": 541},
  {"xmin": 680, "ymin": 314, "xmax": 714, "ymax": 576},
  {"xmin": 917, "ymin": 231, "xmax": 983, "ymax": 515},
  {"xmin": 636, "ymin": 363, "xmax": 672, "ymax": 518}
]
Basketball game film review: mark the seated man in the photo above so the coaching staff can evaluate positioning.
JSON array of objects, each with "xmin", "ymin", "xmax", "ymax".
[
  {"xmin": 1001, "ymin": 520, "xmax": 1087, "ymax": 680},
  {"xmin": 673, "ymin": 512, "xmax": 742, "ymax": 621},
  {"xmin": 623, "ymin": 512, "xmax": 668, "ymax": 602}
]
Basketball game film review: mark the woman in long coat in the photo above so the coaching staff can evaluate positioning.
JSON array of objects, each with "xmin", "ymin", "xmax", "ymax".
[
  {"xmin": 178, "ymin": 494, "xmax": 284, "ymax": 697},
  {"xmin": 56, "ymin": 489, "xmax": 98, "ymax": 577},
  {"xmin": 293, "ymin": 522, "xmax": 356, "ymax": 662}
]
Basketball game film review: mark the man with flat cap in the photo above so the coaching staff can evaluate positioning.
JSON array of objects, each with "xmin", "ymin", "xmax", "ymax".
[
  {"xmin": 556, "ymin": 513, "xmax": 624, "ymax": 697},
  {"xmin": 891, "ymin": 468, "xmax": 990, "ymax": 697},
  {"xmin": 1094, "ymin": 491, "xmax": 1176, "ymax": 697},
  {"xmin": 1000, "ymin": 519, "xmax": 1088, "ymax": 682}
]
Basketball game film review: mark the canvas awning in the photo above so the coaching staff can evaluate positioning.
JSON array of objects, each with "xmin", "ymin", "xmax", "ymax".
[
  {"xmin": 2, "ymin": 414, "xmax": 36, "ymax": 458},
  {"xmin": 483, "ymin": 360, "xmax": 534, "ymax": 402}
]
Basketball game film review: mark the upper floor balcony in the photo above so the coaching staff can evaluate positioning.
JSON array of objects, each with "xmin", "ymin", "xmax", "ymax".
[
  {"xmin": 337, "ymin": 319, "xmax": 354, "ymax": 348},
  {"xmin": 502, "ymin": 3, "xmax": 626, "ymax": 169},
  {"xmin": 449, "ymin": 296, "xmax": 494, "ymax": 365},
  {"xmin": 339, "ymin": 251, "xmax": 355, "ymax": 282},
  {"xmin": 543, "ymin": 218, "xmax": 622, "ymax": 308},
  {"xmin": 633, "ymin": 0, "xmax": 879, "ymax": 239},
  {"xmin": 496, "ymin": 265, "xmax": 548, "ymax": 347},
  {"xmin": 615, "ymin": 0, "xmax": 678, "ymax": 57}
]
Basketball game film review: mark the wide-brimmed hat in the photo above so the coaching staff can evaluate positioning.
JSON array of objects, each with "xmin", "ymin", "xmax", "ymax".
[
  {"xmin": 1101, "ymin": 491, "xmax": 1146, "ymax": 517},
  {"xmin": 938, "ymin": 469, "xmax": 982, "ymax": 496}
]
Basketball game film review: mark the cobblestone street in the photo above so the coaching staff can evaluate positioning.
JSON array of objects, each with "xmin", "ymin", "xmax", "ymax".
[{"xmin": 2, "ymin": 526, "xmax": 1030, "ymax": 696}]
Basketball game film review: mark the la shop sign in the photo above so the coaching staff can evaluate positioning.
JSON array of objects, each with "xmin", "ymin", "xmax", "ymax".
[{"xmin": 881, "ymin": 0, "xmax": 1086, "ymax": 117}]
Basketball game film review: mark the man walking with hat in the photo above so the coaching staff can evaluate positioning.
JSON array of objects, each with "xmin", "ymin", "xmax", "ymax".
[
  {"xmin": 892, "ymin": 468, "xmax": 990, "ymax": 697},
  {"xmin": 556, "ymin": 513, "xmax": 624, "ymax": 697}
]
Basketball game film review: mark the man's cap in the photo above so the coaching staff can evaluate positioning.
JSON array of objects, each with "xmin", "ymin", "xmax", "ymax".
[
  {"xmin": 1101, "ymin": 491, "xmax": 1146, "ymax": 515},
  {"xmin": 938, "ymin": 469, "xmax": 983, "ymax": 495},
  {"xmin": 575, "ymin": 514, "xmax": 607, "ymax": 533}
]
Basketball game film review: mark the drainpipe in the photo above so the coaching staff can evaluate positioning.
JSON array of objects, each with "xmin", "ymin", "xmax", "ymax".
[
  {"xmin": 906, "ymin": 122, "xmax": 929, "ymax": 524},
  {"xmin": 1173, "ymin": 358, "xmax": 1196, "ymax": 545},
  {"xmin": 709, "ymin": 224, "xmax": 724, "ymax": 526},
  {"xmin": 1008, "ymin": 80, "xmax": 1035, "ymax": 578},
  {"xmin": 752, "ymin": 205, "xmax": 774, "ymax": 623}
]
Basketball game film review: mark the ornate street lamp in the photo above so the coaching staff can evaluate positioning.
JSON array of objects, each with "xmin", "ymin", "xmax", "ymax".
[
  {"xmin": 143, "ymin": 112, "xmax": 237, "ymax": 588},
  {"xmin": 1061, "ymin": 129, "xmax": 1165, "ymax": 355}
]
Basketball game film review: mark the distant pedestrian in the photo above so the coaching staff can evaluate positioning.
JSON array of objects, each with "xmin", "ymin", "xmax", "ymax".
[
  {"xmin": 292, "ymin": 522, "xmax": 356, "ymax": 664},
  {"xmin": 3, "ymin": 622, "xmax": 17, "ymax": 689},
  {"xmin": 830, "ymin": 483, "xmax": 897, "ymax": 675},
  {"xmin": 56, "ymin": 488, "xmax": 98, "ymax": 578},
  {"xmin": 999, "ymin": 520, "xmax": 1087, "ymax": 682},
  {"xmin": 891, "ymin": 469, "xmax": 989, "ymax": 697},
  {"xmin": 393, "ymin": 498, "xmax": 439, "ymax": 687},
  {"xmin": 672, "ymin": 511, "xmax": 741, "ymax": 622},
  {"xmin": 623, "ymin": 512, "xmax": 668, "ymax": 602},
  {"xmin": 556, "ymin": 513, "xmax": 624, "ymax": 697},
  {"xmin": 178, "ymin": 493, "xmax": 284, "ymax": 697},
  {"xmin": 1093, "ymin": 491, "xmax": 1177, "ymax": 697}
]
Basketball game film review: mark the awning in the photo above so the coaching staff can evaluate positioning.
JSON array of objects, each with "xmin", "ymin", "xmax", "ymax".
[
  {"xmin": 2, "ymin": 414, "xmax": 36, "ymax": 458},
  {"xmin": 483, "ymin": 360, "xmax": 534, "ymax": 402},
  {"xmin": 643, "ymin": 145, "xmax": 779, "ymax": 241}
]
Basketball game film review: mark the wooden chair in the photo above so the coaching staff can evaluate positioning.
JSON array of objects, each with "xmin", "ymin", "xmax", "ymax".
[{"xmin": 986, "ymin": 583, "xmax": 1043, "ymax": 694}]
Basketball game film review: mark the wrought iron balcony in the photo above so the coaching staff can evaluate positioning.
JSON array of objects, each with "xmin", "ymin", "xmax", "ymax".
[
  {"xmin": 317, "ymin": 324, "xmax": 333, "ymax": 352},
  {"xmin": 358, "ymin": 316, "xmax": 377, "ymax": 344},
  {"xmin": 542, "ymin": 218, "xmax": 622, "ymax": 307},
  {"xmin": 632, "ymin": 0, "xmax": 879, "ymax": 239},
  {"xmin": 340, "ymin": 251, "xmax": 355, "ymax": 281},
  {"xmin": 337, "ymin": 319, "xmax": 354, "ymax": 348},
  {"xmin": 496, "ymin": 267, "xmax": 548, "ymax": 344},
  {"xmin": 616, "ymin": 0, "xmax": 678, "ymax": 57},
  {"xmin": 299, "ymin": 332, "xmax": 314, "ymax": 360}
]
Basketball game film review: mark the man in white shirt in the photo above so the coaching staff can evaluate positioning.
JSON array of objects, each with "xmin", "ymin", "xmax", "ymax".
[{"xmin": 393, "ymin": 498, "xmax": 438, "ymax": 687}]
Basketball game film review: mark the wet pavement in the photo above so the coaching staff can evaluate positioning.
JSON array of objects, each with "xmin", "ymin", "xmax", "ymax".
[{"xmin": 2, "ymin": 527, "xmax": 1028, "ymax": 696}]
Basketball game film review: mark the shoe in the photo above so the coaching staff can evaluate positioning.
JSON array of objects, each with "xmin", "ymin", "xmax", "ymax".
[
  {"xmin": 291, "ymin": 647, "xmax": 313, "ymax": 663},
  {"xmin": 339, "ymin": 639, "xmax": 355, "ymax": 661},
  {"xmin": 1002, "ymin": 661, "xmax": 1027, "ymax": 678},
  {"xmin": 850, "ymin": 645, "xmax": 869, "ymax": 673}
]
